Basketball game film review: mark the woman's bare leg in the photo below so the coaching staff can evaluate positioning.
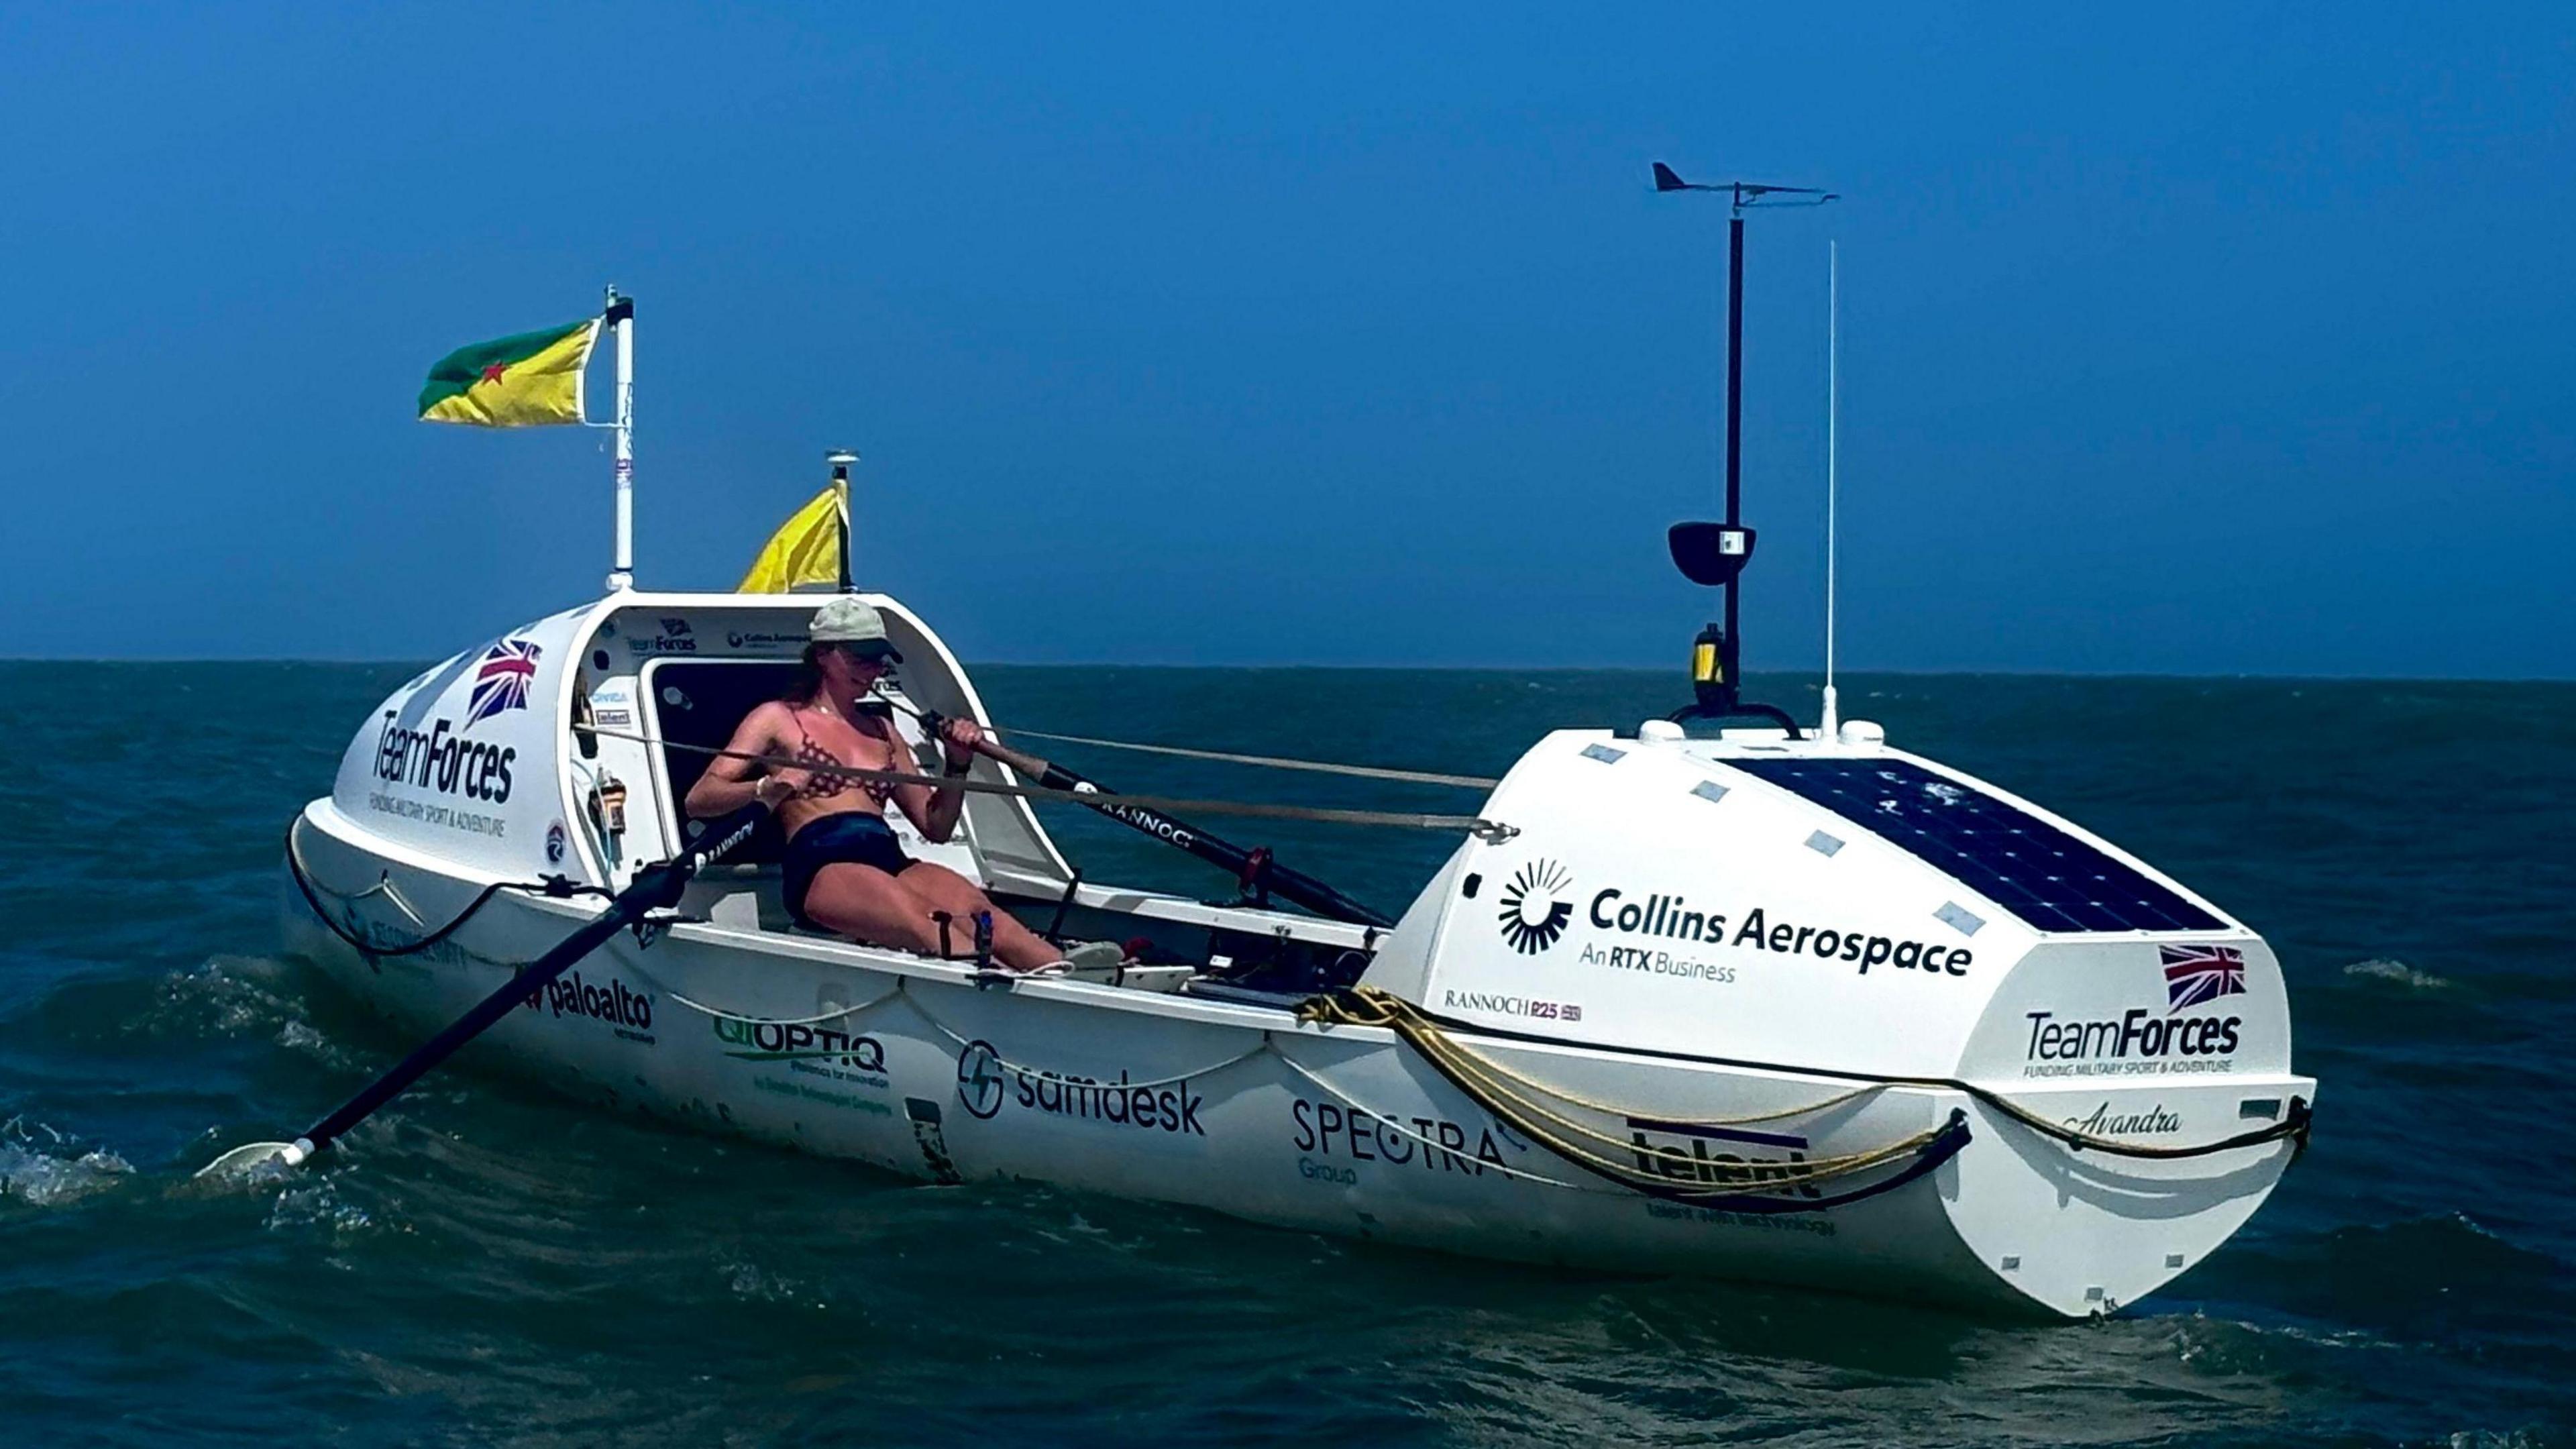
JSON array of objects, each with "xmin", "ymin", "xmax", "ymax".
[
  {"xmin": 896, "ymin": 863, "xmax": 1063, "ymax": 971},
  {"xmin": 800, "ymin": 862, "xmax": 947, "ymax": 956}
]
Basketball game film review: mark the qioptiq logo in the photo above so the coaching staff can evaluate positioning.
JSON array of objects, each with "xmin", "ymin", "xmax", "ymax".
[{"xmin": 1496, "ymin": 859, "xmax": 1575, "ymax": 955}]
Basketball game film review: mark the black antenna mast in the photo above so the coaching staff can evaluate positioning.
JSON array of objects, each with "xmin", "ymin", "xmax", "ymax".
[{"xmin": 1652, "ymin": 162, "xmax": 1836, "ymax": 737}]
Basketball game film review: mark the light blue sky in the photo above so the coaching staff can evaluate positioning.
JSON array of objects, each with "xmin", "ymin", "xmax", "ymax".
[{"xmin": 2, "ymin": 5, "xmax": 2568, "ymax": 676}]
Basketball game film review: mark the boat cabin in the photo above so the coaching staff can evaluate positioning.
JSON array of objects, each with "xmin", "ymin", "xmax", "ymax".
[{"xmin": 372, "ymin": 590, "xmax": 1389, "ymax": 1004}]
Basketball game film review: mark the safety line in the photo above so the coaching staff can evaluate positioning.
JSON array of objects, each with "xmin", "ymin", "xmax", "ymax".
[
  {"xmin": 855, "ymin": 688, "xmax": 1502, "ymax": 791},
  {"xmin": 615, "ymin": 967, "xmax": 906, "ymax": 1029},
  {"xmin": 889, "ymin": 977, "xmax": 1273, "ymax": 1093},
  {"xmin": 582, "ymin": 727, "xmax": 1511, "ymax": 837}
]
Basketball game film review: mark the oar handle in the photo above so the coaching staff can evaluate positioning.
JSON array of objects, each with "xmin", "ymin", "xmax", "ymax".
[{"xmin": 968, "ymin": 733, "xmax": 1055, "ymax": 782}]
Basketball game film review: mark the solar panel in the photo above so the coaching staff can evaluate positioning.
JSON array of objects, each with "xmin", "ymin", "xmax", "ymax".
[{"xmin": 1725, "ymin": 757, "xmax": 2225, "ymax": 934}]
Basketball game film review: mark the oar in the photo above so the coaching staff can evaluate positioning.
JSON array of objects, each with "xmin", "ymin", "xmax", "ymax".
[
  {"xmin": 963, "ymin": 731, "xmax": 1394, "ymax": 929},
  {"xmin": 199, "ymin": 806, "xmax": 767, "ymax": 1178}
]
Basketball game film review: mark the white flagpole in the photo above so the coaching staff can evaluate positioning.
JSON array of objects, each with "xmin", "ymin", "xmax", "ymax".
[
  {"xmin": 1820, "ymin": 241, "xmax": 1841, "ymax": 741},
  {"xmin": 605, "ymin": 286, "xmax": 637, "ymax": 592}
]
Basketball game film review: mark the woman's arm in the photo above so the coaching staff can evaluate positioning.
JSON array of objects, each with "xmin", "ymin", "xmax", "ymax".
[
  {"xmin": 892, "ymin": 715, "xmax": 977, "ymax": 843},
  {"xmin": 686, "ymin": 704, "xmax": 788, "ymax": 818}
]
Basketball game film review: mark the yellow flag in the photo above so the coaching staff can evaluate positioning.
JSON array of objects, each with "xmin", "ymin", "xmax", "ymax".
[
  {"xmin": 417, "ymin": 318, "xmax": 600, "ymax": 427},
  {"xmin": 738, "ymin": 482, "xmax": 849, "ymax": 592}
]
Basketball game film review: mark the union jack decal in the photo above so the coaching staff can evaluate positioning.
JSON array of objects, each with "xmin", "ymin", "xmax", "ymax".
[
  {"xmin": 466, "ymin": 639, "xmax": 543, "ymax": 727},
  {"xmin": 2161, "ymin": 943, "xmax": 2246, "ymax": 1012}
]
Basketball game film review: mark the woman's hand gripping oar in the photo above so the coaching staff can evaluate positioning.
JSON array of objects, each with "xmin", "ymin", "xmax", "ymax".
[{"xmin": 197, "ymin": 806, "xmax": 769, "ymax": 1180}]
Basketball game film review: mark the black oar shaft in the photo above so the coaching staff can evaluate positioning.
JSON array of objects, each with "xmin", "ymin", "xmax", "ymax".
[
  {"xmin": 292, "ymin": 808, "xmax": 765, "ymax": 1158},
  {"xmin": 298, "ymin": 898, "xmax": 646, "ymax": 1152},
  {"xmin": 999, "ymin": 747, "xmax": 1391, "ymax": 929}
]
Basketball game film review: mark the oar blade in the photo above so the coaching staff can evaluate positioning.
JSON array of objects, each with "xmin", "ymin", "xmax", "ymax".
[{"xmin": 193, "ymin": 1138, "xmax": 311, "ymax": 1181}]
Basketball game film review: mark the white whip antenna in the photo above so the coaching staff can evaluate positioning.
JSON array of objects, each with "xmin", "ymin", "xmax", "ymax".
[{"xmin": 1820, "ymin": 241, "xmax": 1841, "ymax": 741}]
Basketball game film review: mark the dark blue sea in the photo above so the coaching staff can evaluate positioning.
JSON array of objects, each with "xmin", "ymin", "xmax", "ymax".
[{"xmin": 1, "ymin": 663, "xmax": 2569, "ymax": 1446}]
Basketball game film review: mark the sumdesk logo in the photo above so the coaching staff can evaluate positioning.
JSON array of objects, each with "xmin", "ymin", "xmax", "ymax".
[{"xmin": 954, "ymin": 1040, "xmax": 1204, "ymax": 1134}]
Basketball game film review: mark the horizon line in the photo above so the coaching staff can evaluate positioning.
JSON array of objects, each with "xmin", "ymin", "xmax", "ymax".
[{"xmin": 1, "ymin": 655, "xmax": 2569, "ymax": 687}]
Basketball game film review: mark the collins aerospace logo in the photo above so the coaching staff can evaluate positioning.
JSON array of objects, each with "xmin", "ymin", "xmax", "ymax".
[{"xmin": 1497, "ymin": 860, "xmax": 1574, "ymax": 955}]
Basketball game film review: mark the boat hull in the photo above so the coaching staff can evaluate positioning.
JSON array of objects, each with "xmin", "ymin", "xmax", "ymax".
[{"xmin": 280, "ymin": 804, "xmax": 2306, "ymax": 1319}]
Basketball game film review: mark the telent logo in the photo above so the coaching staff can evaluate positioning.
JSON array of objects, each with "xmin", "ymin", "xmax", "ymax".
[{"xmin": 1497, "ymin": 859, "xmax": 1574, "ymax": 955}]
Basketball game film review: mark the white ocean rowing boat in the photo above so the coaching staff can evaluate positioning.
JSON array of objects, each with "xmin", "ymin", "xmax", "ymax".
[{"xmin": 261, "ymin": 262, "xmax": 2313, "ymax": 1320}]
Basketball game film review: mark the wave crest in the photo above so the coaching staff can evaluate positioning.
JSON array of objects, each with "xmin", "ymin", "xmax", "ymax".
[
  {"xmin": 0, "ymin": 1118, "xmax": 133, "ymax": 1207},
  {"xmin": 2342, "ymin": 957, "xmax": 2452, "ymax": 990}
]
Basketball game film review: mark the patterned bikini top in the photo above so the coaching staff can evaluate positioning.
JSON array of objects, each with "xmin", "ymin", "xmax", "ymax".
[{"xmin": 783, "ymin": 706, "xmax": 897, "ymax": 806}]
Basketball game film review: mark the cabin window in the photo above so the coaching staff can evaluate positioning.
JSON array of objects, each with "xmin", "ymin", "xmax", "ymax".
[{"xmin": 645, "ymin": 659, "xmax": 804, "ymax": 865}]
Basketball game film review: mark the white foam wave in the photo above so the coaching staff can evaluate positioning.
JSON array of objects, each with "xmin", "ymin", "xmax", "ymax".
[
  {"xmin": 0, "ymin": 1119, "xmax": 135, "ymax": 1207},
  {"xmin": 263, "ymin": 1177, "xmax": 375, "ymax": 1237},
  {"xmin": 145, "ymin": 955, "xmax": 303, "ymax": 1040},
  {"xmin": 2342, "ymin": 957, "xmax": 2452, "ymax": 990},
  {"xmin": 721, "ymin": 1257, "xmax": 824, "ymax": 1306}
]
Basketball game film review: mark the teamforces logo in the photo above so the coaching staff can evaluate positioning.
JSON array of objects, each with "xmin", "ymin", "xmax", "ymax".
[
  {"xmin": 1497, "ymin": 859, "xmax": 1575, "ymax": 955},
  {"xmin": 627, "ymin": 616, "xmax": 698, "ymax": 655},
  {"xmin": 2023, "ymin": 943, "xmax": 2249, "ymax": 1078},
  {"xmin": 373, "ymin": 712, "xmax": 518, "ymax": 803}
]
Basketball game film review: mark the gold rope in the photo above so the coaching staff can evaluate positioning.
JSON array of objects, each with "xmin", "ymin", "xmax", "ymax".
[
  {"xmin": 1300, "ymin": 985, "xmax": 2310, "ymax": 1165},
  {"xmin": 1299, "ymin": 986, "xmax": 1947, "ymax": 1197}
]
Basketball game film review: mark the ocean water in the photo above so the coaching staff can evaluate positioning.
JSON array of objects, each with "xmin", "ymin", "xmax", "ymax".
[{"xmin": 0, "ymin": 661, "xmax": 2571, "ymax": 1447}]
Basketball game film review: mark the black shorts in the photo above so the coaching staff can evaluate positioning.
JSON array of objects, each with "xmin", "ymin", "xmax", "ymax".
[{"xmin": 781, "ymin": 813, "xmax": 912, "ymax": 928}]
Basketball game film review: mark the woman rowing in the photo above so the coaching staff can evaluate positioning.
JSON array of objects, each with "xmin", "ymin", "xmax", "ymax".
[{"xmin": 684, "ymin": 596, "xmax": 1066, "ymax": 973}]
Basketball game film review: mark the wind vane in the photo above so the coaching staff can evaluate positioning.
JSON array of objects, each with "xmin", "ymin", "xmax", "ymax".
[{"xmin": 1651, "ymin": 162, "xmax": 1838, "ymax": 212}]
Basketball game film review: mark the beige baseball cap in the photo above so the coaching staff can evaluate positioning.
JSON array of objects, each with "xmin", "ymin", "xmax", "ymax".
[{"xmin": 808, "ymin": 596, "xmax": 904, "ymax": 662}]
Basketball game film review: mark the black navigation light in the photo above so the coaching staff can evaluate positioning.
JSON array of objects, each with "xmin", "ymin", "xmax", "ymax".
[{"xmin": 1668, "ymin": 521, "xmax": 1756, "ymax": 586}]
